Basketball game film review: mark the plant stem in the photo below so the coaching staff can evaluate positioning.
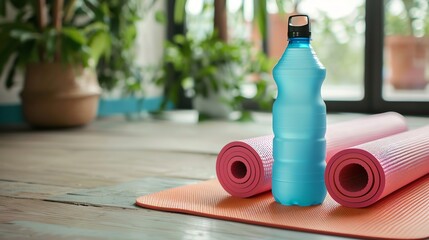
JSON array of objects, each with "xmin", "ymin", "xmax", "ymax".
[
  {"xmin": 64, "ymin": 0, "xmax": 76, "ymax": 23},
  {"xmin": 53, "ymin": 0, "xmax": 64, "ymax": 30},
  {"xmin": 214, "ymin": 0, "xmax": 228, "ymax": 42},
  {"xmin": 36, "ymin": 0, "xmax": 46, "ymax": 31},
  {"xmin": 37, "ymin": 0, "xmax": 46, "ymax": 61},
  {"xmin": 53, "ymin": 0, "xmax": 64, "ymax": 61}
]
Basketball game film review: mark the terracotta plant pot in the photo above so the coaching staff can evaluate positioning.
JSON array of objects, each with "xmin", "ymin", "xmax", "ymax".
[
  {"xmin": 21, "ymin": 63, "xmax": 101, "ymax": 127},
  {"xmin": 385, "ymin": 36, "xmax": 429, "ymax": 89}
]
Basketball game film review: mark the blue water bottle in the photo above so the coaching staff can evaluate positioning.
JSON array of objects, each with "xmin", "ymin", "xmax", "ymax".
[{"xmin": 272, "ymin": 15, "xmax": 327, "ymax": 206}]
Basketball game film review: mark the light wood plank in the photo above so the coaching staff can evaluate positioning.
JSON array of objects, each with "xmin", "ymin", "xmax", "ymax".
[
  {"xmin": 0, "ymin": 181, "xmax": 75, "ymax": 199},
  {"xmin": 47, "ymin": 177, "xmax": 198, "ymax": 209},
  {"xmin": 0, "ymin": 178, "xmax": 196, "ymax": 209},
  {"xmin": 0, "ymin": 178, "xmax": 190, "ymax": 201},
  {"xmin": 0, "ymin": 197, "xmax": 352, "ymax": 240},
  {"xmin": 0, "ymin": 147, "xmax": 215, "ymax": 188},
  {"xmin": 0, "ymin": 121, "xmax": 269, "ymax": 154}
]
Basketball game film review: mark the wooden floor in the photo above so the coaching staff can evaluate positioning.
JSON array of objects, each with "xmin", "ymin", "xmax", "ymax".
[{"xmin": 0, "ymin": 111, "xmax": 428, "ymax": 240}]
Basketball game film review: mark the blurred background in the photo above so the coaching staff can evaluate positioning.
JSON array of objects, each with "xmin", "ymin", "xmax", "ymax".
[{"xmin": 0, "ymin": 0, "xmax": 428, "ymax": 127}]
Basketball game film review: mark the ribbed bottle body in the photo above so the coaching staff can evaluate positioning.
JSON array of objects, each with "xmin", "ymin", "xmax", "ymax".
[{"xmin": 272, "ymin": 39, "xmax": 327, "ymax": 206}]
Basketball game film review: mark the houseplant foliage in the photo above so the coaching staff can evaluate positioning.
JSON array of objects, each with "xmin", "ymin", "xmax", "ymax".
[
  {"xmin": 385, "ymin": 0, "xmax": 429, "ymax": 89},
  {"xmin": 173, "ymin": 0, "xmax": 283, "ymax": 42},
  {"xmin": 157, "ymin": 0, "xmax": 275, "ymax": 120},
  {"xmin": 0, "ymin": 0, "xmax": 156, "ymax": 92},
  {"xmin": 0, "ymin": 0, "xmax": 110, "ymax": 126},
  {"xmin": 84, "ymin": 0, "xmax": 157, "ymax": 94},
  {"xmin": 155, "ymin": 32, "xmax": 274, "ymax": 120},
  {"xmin": 0, "ymin": 0, "xmax": 110, "ymax": 86}
]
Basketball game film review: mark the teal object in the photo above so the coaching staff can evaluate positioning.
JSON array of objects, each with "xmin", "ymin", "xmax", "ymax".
[
  {"xmin": 0, "ymin": 96, "xmax": 169, "ymax": 125},
  {"xmin": 272, "ymin": 15, "xmax": 327, "ymax": 206}
]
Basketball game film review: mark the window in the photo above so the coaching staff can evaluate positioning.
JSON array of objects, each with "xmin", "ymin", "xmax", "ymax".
[
  {"xmin": 369, "ymin": 0, "xmax": 429, "ymax": 114},
  {"xmin": 287, "ymin": 0, "xmax": 366, "ymax": 101},
  {"xmin": 167, "ymin": 0, "xmax": 429, "ymax": 115}
]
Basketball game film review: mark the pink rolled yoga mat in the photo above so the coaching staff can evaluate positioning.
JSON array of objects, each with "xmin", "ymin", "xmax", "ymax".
[
  {"xmin": 216, "ymin": 112, "xmax": 408, "ymax": 198},
  {"xmin": 326, "ymin": 125, "xmax": 429, "ymax": 208}
]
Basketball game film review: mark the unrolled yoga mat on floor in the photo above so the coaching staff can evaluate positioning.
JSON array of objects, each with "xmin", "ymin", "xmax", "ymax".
[
  {"xmin": 136, "ymin": 175, "xmax": 429, "ymax": 240},
  {"xmin": 216, "ymin": 112, "xmax": 408, "ymax": 197},
  {"xmin": 326, "ymin": 125, "xmax": 429, "ymax": 208}
]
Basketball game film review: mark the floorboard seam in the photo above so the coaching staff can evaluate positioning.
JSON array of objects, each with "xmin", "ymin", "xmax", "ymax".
[{"xmin": 0, "ymin": 195, "xmax": 144, "ymax": 211}]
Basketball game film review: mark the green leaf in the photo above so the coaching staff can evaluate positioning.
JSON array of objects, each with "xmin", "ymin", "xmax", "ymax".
[
  {"xmin": 0, "ymin": 30, "xmax": 10, "ymax": 53},
  {"xmin": 59, "ymin": 30, "xmax": 89, "ymax": 65},
  {"xmin": 88, "ymin": 31, "xmax": 110, "ymax": 65},
  {"xmin": 173, "ymin": 34, "xmax": 187, "ymax": 45},
  {"xmin": 155, "ymin": 10, "xmax": 166, "ymax": 24},
  {"xmin": 174, "ymin": 0, "xmax": 187, "ymax": 24},
  {"xmin": 0, "ymin": 41, "xmax": 19, "ymax": 87},
  {"xmin": 198, "ymin": 113, "xmax": 211, "ymax": 122},
  {"xmin": 123, "ymin": 25, "xmax": 137, "ymax": 49},
  {"xmin": 10, "ymin": 30, "xmax": 40, "ymax": 42},
  {"xmin": 208, "ymin": 75, "xmax": 219, "ymax": 93},
  {"xmin": 0, "ymin": 0, "xmax": 6, "ymax": 17},
  {"xmin": 10, "ymin": 0, "xmax": 27, "ymax": 9},
  {"xmin": 62, "ymin": 27, "xmax": 87, "ymax": 45},
  {"xmin": 254, "ymin": 0, "xmax": 267, "ymax": 40},
  {"xmin": 16, "ymin": 39, "xmax": 38, "ymax": 65},
  {"xmin": 40, "ymin": 29, "xmax": 57, "ymax": 61},
  {"xmin": 126, "ymin": 80, "xmax": 142, "ymax": 93},
  {"xmin": 5, "ymin": 56, "xmax": 18, "ymax": 89},
  {"xmin": 238, "ymin": 110, "xmax": 253, "ymax": 122},
  {"xmin": 0, "ymin": 22, "xmax": 36, "ymax": 34},
  {"xmin": 64, "ymin": 0, "xmax": 78, "ymax": 22},
  {"xmin": 83, "ymin": 22, "xmax": 108, "ymax": 34},
  {"xmin": 82, "ymin": 0, "xmax": 99, "ymax": 16},
  {"xmin": 275, "ymin": 0, "xmax": 286, "ymax": 15},
  {"xmin": 164, "ymin": 81, "xmax": 180, "ymax": 109}
]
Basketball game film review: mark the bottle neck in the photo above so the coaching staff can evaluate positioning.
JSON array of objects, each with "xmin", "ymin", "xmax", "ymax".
[{"xmin": 288, "ymin": 37, "xmax": 310, "ymax": 48}]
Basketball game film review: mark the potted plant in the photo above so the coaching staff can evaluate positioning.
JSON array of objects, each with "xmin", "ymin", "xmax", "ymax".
[
  {"xmin": 156, "ymin": 0, "xmax": 275, "ymax": 120},
  {"xmin": 385, "ymin": 0, "xmax": 429, "ymax": 89},
  {"xmin": 0, "ymin": 0, "xmax": 111, "ymax": 127},
  {"xmin": 155, "ymin": 33, "xmax": 273, "ymax": 120}
]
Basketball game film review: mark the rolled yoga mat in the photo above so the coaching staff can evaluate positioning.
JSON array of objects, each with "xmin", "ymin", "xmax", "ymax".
[
  {"xmin": 216, "ymin": 112, "xmax": 408, "ymax": 198},
  {"xmin": 326, "ymin": 125, "xmax": 429, "ymax": 208}
]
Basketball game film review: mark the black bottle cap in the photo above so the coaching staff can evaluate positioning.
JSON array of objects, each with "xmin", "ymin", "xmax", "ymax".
[{"xmin": 288, "ymin": 15, "xmax": 311, "ymax": 38}]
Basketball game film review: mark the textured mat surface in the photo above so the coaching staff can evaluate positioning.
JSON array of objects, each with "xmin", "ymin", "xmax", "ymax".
[
  {"xmin": 136, "ymin": 175, "xmax": 429, "ymax": 240},
  {"xmin": 216, "ymin": 112, "xmax": 407, "ymax": 197},
  {"xmin": 326, "ymin": 126, "xmax": 429, "ymax": 208}
]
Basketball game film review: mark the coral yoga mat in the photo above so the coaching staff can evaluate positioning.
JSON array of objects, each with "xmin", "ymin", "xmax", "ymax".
[
  {"xmin": 136, "ymin": 176, "xmax": 429, "ymax": 239},
  {"xmin": 216, "ymin": 112, "xmax": 407, "ymax": 197},
  {"xmin": 326, "ymin": 125, "xmax": 429, "ymax": 208}
]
